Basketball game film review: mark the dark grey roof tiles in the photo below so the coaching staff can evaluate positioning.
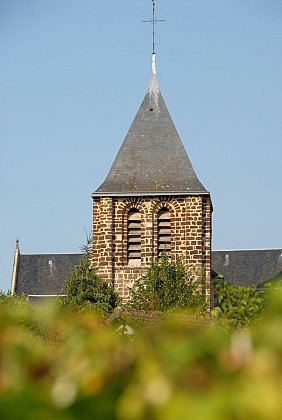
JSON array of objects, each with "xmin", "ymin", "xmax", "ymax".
[
  {"xmin": 212, "ymin": 249, "xmax": 282, "ymax": 287},
  {"xmin": 94, "ymin": 56, "xmax": 207, "ymax": 196},
  {"xmin": 15, "ymin": 253, "xmax": 82, "ymax": 295},
  {"xmin": 14, "ymin": 249, "xmax": 282, "ymax": 296}
]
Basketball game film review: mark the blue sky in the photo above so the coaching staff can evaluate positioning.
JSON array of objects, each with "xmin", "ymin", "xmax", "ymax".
[{"xmin": 1, "ymin": 0, "xmax": 281, "ymax": 292}]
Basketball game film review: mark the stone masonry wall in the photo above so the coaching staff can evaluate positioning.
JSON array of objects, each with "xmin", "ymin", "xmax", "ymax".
[{"xmin": 92, "ymin": 195, "xmax": 212, "ymax": 306}]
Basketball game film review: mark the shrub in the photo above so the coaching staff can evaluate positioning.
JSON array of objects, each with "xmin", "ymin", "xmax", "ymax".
[
  {"xmin": 0, "ymin": 289, "xmax": 28, "ymax": 307},
  {"xmin": 213, "ymin": 277, "xmax": 265, "ymax": 328},
  {"xmin": 64, "ymin": 234, "xmax": 121, "ymax": 314},
  {"xmin": 128, "ymin": 253, "xmax": 207, "ymax": 314}
]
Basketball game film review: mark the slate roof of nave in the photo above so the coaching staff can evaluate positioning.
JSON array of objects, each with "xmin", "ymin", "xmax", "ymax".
[
  {"xmin": 12, "ymin": 248, "xmax": 282, "ymax": 296},
  {"xmin": 14, "ymin": 253, "xmax": 82, "ymax": 296},
  {"xmin": 212, "ymin": 249, "xmax": 282, "ymax": 287},
  {"xmin": 94, "ymin": 54, "xmax": 208, "ymax": 197}
]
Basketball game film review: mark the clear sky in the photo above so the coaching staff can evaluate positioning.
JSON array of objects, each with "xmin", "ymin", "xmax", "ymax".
[{"xmin": 1, "ymin": 0, "xmax": 281, "ymax": 292}]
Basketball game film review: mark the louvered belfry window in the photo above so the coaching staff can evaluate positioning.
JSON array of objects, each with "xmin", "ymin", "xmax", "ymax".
[
  {"xmin": 158, "ymin": 208, "xmax": 171, "ymax": 257},
  {"xmin": 127, "ymin": 209, "xmax": 141, "ymax": 265}
]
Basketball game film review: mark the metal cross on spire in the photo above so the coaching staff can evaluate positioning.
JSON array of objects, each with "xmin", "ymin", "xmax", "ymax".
[{"xmin": 143, "ymin": 0, "xmax": 165, "ymax": 54}]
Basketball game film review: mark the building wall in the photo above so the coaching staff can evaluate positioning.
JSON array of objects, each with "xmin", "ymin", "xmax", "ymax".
[{"xmin": 92, "ymin": 195, "xmax": 212, "ymax": 305}]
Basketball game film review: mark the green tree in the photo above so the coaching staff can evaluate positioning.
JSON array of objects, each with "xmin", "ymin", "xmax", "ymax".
[
  {"xmin": 0, "ymin": 290, "xmax": 28, "ymax": 307},
  {"xmin": 128, "ymin": 253, "xmax": 207, "ymax": 313},
  {"xmin": 64, "ymin": 234, "xmax": 121, "ymax": 314},
  {"xmin": 213, "ymin": 277, "xmax": 265, "ymax": 328}
]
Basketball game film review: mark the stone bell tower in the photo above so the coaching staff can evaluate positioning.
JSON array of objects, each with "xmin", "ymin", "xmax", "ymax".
[{"xmin": 92, "ymin": 53, "xmax": 212, "ymax": 304}]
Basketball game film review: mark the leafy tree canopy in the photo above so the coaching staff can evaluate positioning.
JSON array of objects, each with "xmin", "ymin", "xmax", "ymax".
[
  {"xmin": 212, "ymin": 277, "xmax": 265, "ymax": 328},
  {"xmin": 0, "ymin": 290, "xmax": 28, "ymax": 307},
  {"xmin": 64, "ymin": 234, "xmax": 121, "ymax": 314},
  {"xmin": 128, "ymin": 253, "xmax": 207, "ymax": 314}
]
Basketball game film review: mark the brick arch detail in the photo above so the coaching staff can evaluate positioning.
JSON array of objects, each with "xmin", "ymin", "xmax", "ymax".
[
  {"xmin": 150, "ymin": 199, "xmax": 181, "ymax": 261},
  {"xmin": 151, "ymin": 200, "xmax": 179, "ymax": 216},
  {"xmin": 115, "ymin": 199, "xmax": 147, "ymax": 266},
  {"xmin": 121, "ymin": 201, "xmax": 146, "ymax": 218}
]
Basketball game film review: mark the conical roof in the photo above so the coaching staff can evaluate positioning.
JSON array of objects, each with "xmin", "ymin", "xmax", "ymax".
[{"xmin": 94, "ymin": 55, "xmax": 207, "ymax": 197}]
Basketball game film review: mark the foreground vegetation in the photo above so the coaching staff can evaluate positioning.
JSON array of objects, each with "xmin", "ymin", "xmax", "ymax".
[
  {"xmin": 0, "ymin": 239, "xmax": 273, "ymax": 418},
  {"xmin": 0, "ymin": 289, "xmax": 282, "ymax": 419}
]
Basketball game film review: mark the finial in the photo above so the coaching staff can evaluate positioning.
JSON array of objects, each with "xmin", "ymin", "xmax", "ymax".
[
  {"xmin": 143, "ymin": 0, "xmax": 165, "ymax": 55},
  {"xmin": 152, "ymin": 53, "xmax": 156, "ymax": 75}
]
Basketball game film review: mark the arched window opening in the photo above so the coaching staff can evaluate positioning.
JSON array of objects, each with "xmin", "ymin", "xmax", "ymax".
[
  {"xmin": 127, "ymin": 209, "xmax": 141, "ymax": 266},
  {"xmin": 158, "ymin": 208, "xmax": 171, "ymax": 257}
]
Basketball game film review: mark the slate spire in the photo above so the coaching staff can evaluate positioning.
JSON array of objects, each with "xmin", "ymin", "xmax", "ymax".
[{"xmin": 94, "ymin": 54, "xmax": 207, "ymax": 196}]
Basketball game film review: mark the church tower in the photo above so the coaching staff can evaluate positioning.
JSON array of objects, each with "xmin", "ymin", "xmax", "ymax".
[{"xmin": 92, "ymin": 51, "xmax": 212, "ymax": 304}]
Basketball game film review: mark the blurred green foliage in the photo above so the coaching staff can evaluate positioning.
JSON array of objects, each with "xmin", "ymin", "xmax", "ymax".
[
  {"xmin": 128, "ymin": 253, "xmax": 207, "ymax": 314},
  {"xmin": 213, "ymin": 278, "xmax": 265, "ymax": 328},
  {"xmin": 1, "ymin": 290, "xmax": 282, "ymax": 419}
]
